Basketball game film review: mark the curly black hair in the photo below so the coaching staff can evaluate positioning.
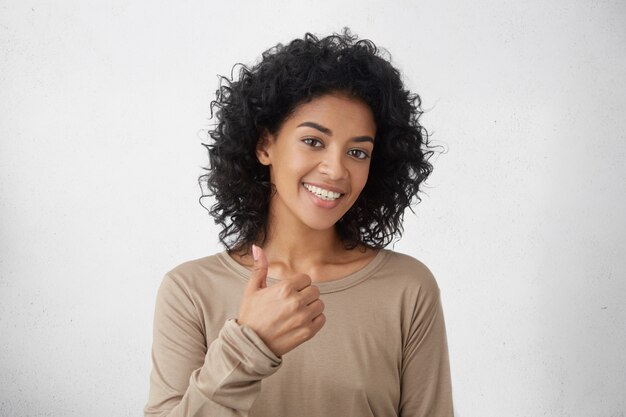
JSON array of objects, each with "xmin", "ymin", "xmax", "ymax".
[{"xmin": 199, "ymin": 28, "xmax": 439, "ymax": 252}]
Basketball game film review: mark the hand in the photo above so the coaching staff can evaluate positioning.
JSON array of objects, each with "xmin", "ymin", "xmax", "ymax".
[{"xmin": 236, "ymin": 245, "xmax": 326, "ymax": 357}]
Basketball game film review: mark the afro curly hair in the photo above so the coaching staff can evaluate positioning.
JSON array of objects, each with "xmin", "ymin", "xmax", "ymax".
[{"xmin": 199, "ymin": 28, "xmax": 438, "ymax": 252}]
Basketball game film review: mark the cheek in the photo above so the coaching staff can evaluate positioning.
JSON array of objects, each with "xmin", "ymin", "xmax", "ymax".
[
  {"xmin": 287, "ymin": 153, "xmax": 314, "ymax": 177},
  {"xmin": 354, "ymin": 165, "xmax": 371, "ymax": 191},
  {"xmin": 271, "ymin": 154, "xmax": 309, "ymax": 185}
]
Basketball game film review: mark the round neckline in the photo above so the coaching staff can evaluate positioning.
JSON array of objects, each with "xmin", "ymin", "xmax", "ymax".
[{"xmin": 217, "ymin": 249, "xmax": 390, "ymax": 294}]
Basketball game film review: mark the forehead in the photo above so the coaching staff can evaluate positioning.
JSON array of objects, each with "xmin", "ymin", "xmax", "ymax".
[{"xmin": 283, "ymin": 93, "xmax": 377, "ymax": 133}]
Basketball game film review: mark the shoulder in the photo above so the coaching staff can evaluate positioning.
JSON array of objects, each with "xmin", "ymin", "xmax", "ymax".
[
  {"xmin": 379, "ymin": 250, "xmax": 439, "ymax": 289},
  {"xmin": 159, "ymin": 252, "xmax": 242, "ymax": 297},
  {"xmin": 165, "ymin": 253, "xmax": 222, "ymax": 280},
  {"xmin": 374, "ymin": 249, "xmax": 441, "ymax": 301},
  {"xmin": 153, "ymin": 252, "xmax": 248, "ymax": 335},
  {"xmin": 376, "ymin": 251, "xmax": 445, "ymax": 338}
]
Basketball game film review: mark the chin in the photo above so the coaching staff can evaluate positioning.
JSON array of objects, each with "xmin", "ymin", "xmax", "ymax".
[
  {"xmin": 301, "ymin": 216, "xmax": 342, "ymax": 232},
  {"xmin": 307, "ymin": 222, "xmax": 339, "ymax": 232}
]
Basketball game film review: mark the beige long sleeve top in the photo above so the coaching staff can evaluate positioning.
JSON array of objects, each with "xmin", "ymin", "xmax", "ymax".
[{"xmin": 144, "ymin": 249, "xmax": 453, "ymax": 417}]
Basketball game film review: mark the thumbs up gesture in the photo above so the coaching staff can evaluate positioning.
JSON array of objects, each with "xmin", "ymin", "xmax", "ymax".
[{"xmin": 237, "ymin": 245, "xmax": 326, "ymax": 357}]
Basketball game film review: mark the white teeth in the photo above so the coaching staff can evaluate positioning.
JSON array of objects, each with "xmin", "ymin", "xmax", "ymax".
[{"xmin": 303, "ymin": 184, "xmax": 342, "ymax": 201}]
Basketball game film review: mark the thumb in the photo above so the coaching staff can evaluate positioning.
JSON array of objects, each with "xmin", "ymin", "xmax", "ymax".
[{"xmin": 247, "ymin": 244, "xmax": 268, "ymax": 290}]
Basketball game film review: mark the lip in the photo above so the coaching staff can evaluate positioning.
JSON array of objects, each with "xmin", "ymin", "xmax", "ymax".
[
  {"xmin": 302, "ymin": 183, "xmax": 344, "ymax": 209},
  {"xmin": 302, "ymin": 182, "xmax": 346, "ymax": 195}
]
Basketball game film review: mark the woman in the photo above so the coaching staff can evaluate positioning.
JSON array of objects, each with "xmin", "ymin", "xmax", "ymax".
[{"xmin": 144, "ymin": 29, "xmax": 453, "ymax": 417}]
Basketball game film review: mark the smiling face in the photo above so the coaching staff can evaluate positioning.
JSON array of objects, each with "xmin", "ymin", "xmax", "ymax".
[{"xmin": 256, "ymin": 92, "xmax": 377, "ymax": 233}]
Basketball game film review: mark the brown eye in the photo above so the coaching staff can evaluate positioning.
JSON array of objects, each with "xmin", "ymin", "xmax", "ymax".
[
  {"xmin": 302, "ymin": 138, "xmax": 324, "ymax": 148},
  {"xmin": 348, "ymin": 149, "xmax": 369, "ymax": 160}
]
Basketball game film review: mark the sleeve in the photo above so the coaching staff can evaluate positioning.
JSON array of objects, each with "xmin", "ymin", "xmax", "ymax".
[
  {"xmin": 399, "ymin": 282, "xmax": 454, "ymax": 417},
  {"xmin": 144, "ymin": 273, "xmax": 282, "ymax": 417}
]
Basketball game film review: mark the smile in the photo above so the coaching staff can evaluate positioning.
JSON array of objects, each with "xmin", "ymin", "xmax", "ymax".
[{"xmin": 303, "ymin": 183, "xmax": 344, "ymax": 201}]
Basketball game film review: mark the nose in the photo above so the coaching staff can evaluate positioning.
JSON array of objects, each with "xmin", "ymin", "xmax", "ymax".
[{"xmin": 319, "ymin": 151, "xmax": 348, "ymax": 180}]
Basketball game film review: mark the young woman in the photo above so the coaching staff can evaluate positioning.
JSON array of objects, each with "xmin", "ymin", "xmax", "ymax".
[{"xmin": 144, "ymin": 29, "xmax": 453, "ymax": 417}]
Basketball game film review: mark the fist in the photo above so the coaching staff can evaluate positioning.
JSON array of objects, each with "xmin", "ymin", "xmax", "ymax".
[{"xmin": 237, "ymin": 245, "xmax": 326, "ymax": 357}]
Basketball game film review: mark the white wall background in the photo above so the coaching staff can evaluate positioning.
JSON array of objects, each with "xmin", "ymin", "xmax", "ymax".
[{"xmin": 1, "ymin": 0, "xmax": 625, "ymax": 416}]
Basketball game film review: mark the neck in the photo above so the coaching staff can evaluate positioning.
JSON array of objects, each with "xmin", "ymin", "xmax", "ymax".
[{"xmin": 259, "ymin": 210, "xmax": 345, "ymax": 274}]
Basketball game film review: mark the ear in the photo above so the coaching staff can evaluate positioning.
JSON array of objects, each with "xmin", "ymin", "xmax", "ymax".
[{"xmin": 255, "ymin": 129, "xmax": 273, "ymax": 166}]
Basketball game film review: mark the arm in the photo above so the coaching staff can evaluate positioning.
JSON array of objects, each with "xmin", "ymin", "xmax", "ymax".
[
  {"xmin": 399, "ymin": 284, "xmax": 454, "ymax": 417},
  {"xmin": 143, "ymin": 274, "xmax": 282, "ymax": 417}
]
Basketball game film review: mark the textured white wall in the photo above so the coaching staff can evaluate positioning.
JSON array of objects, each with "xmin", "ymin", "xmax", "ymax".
[{"xmin": 1, "ymin": 1, "xmax": 625, "ymax": 416}]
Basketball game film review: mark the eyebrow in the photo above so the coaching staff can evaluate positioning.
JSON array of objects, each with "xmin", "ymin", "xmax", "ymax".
[{"xmin": 297, "ymin": 121, "xmax": 375, "ymax": 144}]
